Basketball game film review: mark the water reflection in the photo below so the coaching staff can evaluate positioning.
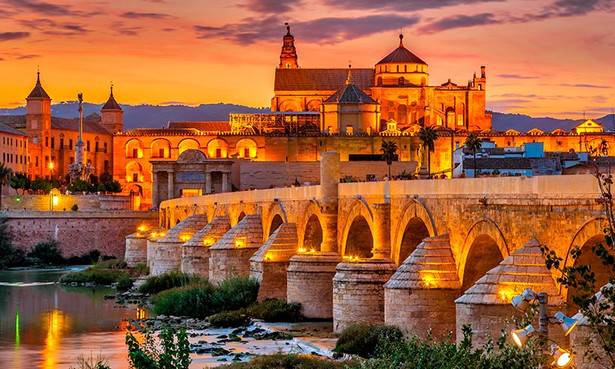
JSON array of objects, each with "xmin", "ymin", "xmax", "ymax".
[{"xmin": 0, "ymin": 269, "xmax": 136, "ymax": 369}]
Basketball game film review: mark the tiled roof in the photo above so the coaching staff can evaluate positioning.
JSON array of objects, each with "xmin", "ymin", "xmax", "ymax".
[
  {"xmin": 157, "ymin": 215, "xmax": 209, "ymax": 244},
  {"xmin": 51, "ymin": 115, "xmax": 111, "ymax": 135},
  {"xmin": 384, "ymin": 235, "xmax": 461, "ymax": 290},
  {"xmin": 377, "ymin": 36, "xmax": 427, "ymax": 65},
  {"xmin": 0, "ymin": 121, "xmax": 26, "ymax": 136},
  {"xmin": 324, "ymin": 83, "xmax": 378, "ymax": 104},
  {"xmin": 101, "ymin": 88, "xmax": 122, "ymax": 111},
  {"xmin": 168, "ymin": 121, "xmax": 231, "ymax": 132},
  {"xmin": 274, "ymin": 68, "xmax": 374, "ymax": 91},
  {"xmin": 184, "ymin": 216, "xmax": 231, "ymax": 247},
  {"xmin": 455, "ymin": 239, "xmax": 562, "ymax": 305},
  {"xmin": 27, "ymin": 73, "xmax": 50, "ymax": 99},
  {"xmin": 0, "ymin": 115, "xmax": 26, "ymax": 129}
]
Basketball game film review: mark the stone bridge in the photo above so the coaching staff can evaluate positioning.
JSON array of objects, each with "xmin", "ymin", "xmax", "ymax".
[{"xmin": 132, "ymin": 152, "xmax": 607, "ymax": 364}]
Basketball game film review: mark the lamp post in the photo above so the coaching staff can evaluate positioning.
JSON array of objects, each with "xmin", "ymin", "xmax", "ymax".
[
  {"xmin": 48, "ymin": 161, "xmax": 54, "ymax": 179},
  {"xmin": 510, "ymin": 288, "xmax": 578, "ymax": 368}
]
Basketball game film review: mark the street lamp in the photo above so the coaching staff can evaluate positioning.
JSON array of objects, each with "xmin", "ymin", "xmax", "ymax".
[
  {"xmin": 48, "ymin": 161, "xmax": 55, "ymax": 179},
  {"xmin": 510, "ymin": 288, "xmax": 578, "ymax": 368}
]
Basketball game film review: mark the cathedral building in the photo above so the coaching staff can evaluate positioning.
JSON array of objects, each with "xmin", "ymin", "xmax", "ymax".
[{"xmin": 272, "ymin": 27, "xmax": 491, "ymax": 133}]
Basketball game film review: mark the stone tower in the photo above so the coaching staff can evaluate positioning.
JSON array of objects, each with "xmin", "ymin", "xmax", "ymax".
[
  {"xmin": 279, "ymin": 23, "xmax": 298, "ymax": 69},
  {"xmin": 101, "ymin": 84, "xmax": 124, "ymax": 133},
  {"xmin": 26, "ymin": 70, "xmax": 52, "ymax": 177}
]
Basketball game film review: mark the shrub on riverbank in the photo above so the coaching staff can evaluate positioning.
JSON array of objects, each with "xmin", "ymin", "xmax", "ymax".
[
  {"xmin": 151, "ymin": 276, "xmax": 259, "ymax": 319},
  {"xmin": 27, "ymin": 240, "xmax": 65, "ymax": 265},
  {"xmin": 207, "ymin": 299, "xmax": 301, "ymax": 328},
  {"xmin": 218, "ymin": 354, "xmax": 351, "ymax": 369},
  {"xmin": 0, "ymin": 218, "xmax": 26, "ymax": 269},
  {"xmin": 138, "ymin": 271, "xmax": 203, "ymax": 295},
  {"xmin": 59, "ymin": 259, "xmax": 147, "ymax": 287},
  {"xmin": 209, "ymin": 310, "xmax": 251, "ymax": 327},
  {"xmin": 334, "ymin": 323, "xmax": 403, "ymax": 358}
]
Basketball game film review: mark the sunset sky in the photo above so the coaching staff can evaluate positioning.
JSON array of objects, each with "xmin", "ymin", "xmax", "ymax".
[{"xmin": 0, "ymin": 0, "xmax": 613, "ymax": 118}]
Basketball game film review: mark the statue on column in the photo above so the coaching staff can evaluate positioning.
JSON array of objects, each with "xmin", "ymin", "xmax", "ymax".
[{"xmin": 69, "ymin": 92, "xmax": 93, "ymax": 182}]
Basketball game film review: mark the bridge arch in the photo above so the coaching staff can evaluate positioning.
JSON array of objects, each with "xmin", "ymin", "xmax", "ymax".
[
  {"xmin": 459, "ymin": 218, "xmax": 510, "ymax": 291},
  {"xmin": 263, "ymin": 201, "xmax": 288, "ymax": 238},
  {"xmin": 563, "ymin": 217, "xmax": 611, "ymax": 307},
  {"xmin": 298, "ymin": 200, "xmax": 326, "ymax": 252},
  {"xmin": 341, "ymin": 198, "xmax": 376, "ymax": 258},
  {"xmin": 392, "ymin": 199, "xmax": 437, "ymax": 264}
]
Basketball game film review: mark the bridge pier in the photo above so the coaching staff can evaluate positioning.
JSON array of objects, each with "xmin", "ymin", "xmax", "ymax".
[
  {"xmin": 384, "ymin": 235, "xmax": 461, "ymax": 339},
  {"xmin": 455, "ymin": 239, "xmax": 565, "ymax": 347},
  {"xmin": 208, "ymin": 215, "xmax": 263, "ymax": 285},
  {"xmin": 287, "ymin": 252, "xmax": 341, "ymax": 319},
  {"xmin": 125, "ymin": 228, "xmax": 162, "ymax": 267},
  {"xmin": 149, "ymin": 215, "xmax": 208, "ymax": 276},
  {"xmin": 250, "ymin": 223, "xmax": 298, "ymax": 301},
  {"xmin": 181, "ymin": 216, "xmax": 230, "ymax": 277},
  {"xmin": 333, "ymin": 259, "xmax": 396, "ymax": 332}
]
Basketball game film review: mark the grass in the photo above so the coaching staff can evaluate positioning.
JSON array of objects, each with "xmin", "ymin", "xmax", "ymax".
[
  {"xmin": 138, "ymin": 271, "xmax": 203, "ymax": 295},
  {"xmin": 217, "ymin": 354, "xmax": 352, "ymax": 369},
  {"xmin": 59, "ymin": 259, "xmax": 148, "ymax": 288},
  {"xmin": 334, "ymin": 323, "xmax": 403, "ymax": 358},
  {"xmin": 151, "ymin": 276, "xmax": 259, "ymax": 319},
  {"xmin": 208, "ymin": 299, "xmax": 302, "ymax": 328}
]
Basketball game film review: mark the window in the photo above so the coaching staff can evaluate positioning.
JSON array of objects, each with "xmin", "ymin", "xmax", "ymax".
[
  {"xmin": 69, "ymin": 139, "xmax": 73, "ymax": 150},
  {"xmin": 95, "ymin": 141, "xmax": 99, "ymax": 152},
  {"xmin": 51, "ymin": 137, "xmax": 54, "ymax": 149},
  {"xmin": 60, "ymin": 138, "xmax": 64, "ymax": 149},
  {"xmin": 132, "ymin": 148, "xmax": 138, "ymax": 158},
  {"xmin": 404, "ymin": 65, "xmax": 407, "ymax": 72},
  {"xmin": 159, "ymin": 148, "xmax": 165, "ymax": 158},
  {"xmin": 45, "ymin": 136, "xmax": 48, "ymax": 147},
  {"xmin": 396, "ymin": 65, "xmax": 399, "ymax": 72},
  {"xmin": 104, "ymin": 160, "xmax": 109, "ymax": 172},
  {"xmin": 132, "ymin": 173, "xmax": 139, "ymax": 182},
  {"xmin": 104, "ymin": 143, "xmax": 107, "ymax": 153},
  {"xmin": 87, "ymin": 141, "xmax": 90, "ymax": 151},
  {"xmin": 216, "ymin": 148, "xmax": 222, "ymax": 158}
]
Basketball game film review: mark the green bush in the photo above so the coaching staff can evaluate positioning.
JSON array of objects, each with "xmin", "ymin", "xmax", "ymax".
[
  {"xmin": 151, "ymin": 276, "xmax": 259, "ymax": 319},
  {"xmin": 92, "ymin": 259, "xmax": 127, "ymax": 270},
  {"xmin": 60, "ymin": 267, "xmax": 129, "ymax": 285},
  {"xmin": 151, "ymin": 284, "xmax": 216, "ymax": 318},
  {"xmin": 211, "ymin": 276, "xmax": 260, "ymax": 311},
  {"xmin": 129, "ymin": 263, "xmax": 149, "ymax": 277},
  {"xmin": 116, "ymin": 275, "xmax": 134, "ymax": 291},
  {"xmin": 247, "ymin": 299, "xmax": 302, "ymax": 322},
  {"xmin": 217, "ymin": 354, "xmax": 351, "ymax": 369},
  {"xmin": 334, "ymin": 323, "xmax": 403, "ymax": 358},
  {"xmin": 139, "ymin": 271, "xmax": 203, "ymax": 295},
  {"xmin": 209, "ymin": 310, "xmax": 251, "ymax": 328},
  {"xmin": 126, "ymin": 327, "xmax": 190, "ymax": 369},
  {"xmin": 27, "ymin": 240, "xmax": 65, "ymax": 265}
]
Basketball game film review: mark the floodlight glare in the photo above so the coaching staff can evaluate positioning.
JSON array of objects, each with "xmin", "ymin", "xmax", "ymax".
[
  {"xmin": 551, "ymin": 344, "xmax": 573, "ymax": 368},
  {"xmin": 554, "ymin": 311, "xmax": 578, "ymax": 336},
  {"xmin": 511, "ymin": 324, "xmax": 535, "ymax": 348},
  {"xmin": 511, "ymin": 288, "xmax": 537, "ymax": 312}
]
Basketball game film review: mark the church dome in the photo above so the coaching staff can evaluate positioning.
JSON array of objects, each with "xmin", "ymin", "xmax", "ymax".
[{"xmin": 377, "ymin": 34, "xmax": 427, "ymax": 65}]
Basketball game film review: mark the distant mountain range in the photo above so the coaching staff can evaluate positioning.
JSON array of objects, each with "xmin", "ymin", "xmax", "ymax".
[{"xmin": 0, "ymin": 102, "xmax": 613, "ymax": 132}]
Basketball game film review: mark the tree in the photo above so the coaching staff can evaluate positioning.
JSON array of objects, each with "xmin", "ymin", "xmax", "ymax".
[
  {"xmin": 418, "ymin": 127, "xmax": 437, "ymax": 177},
  {"xmin": 542, "ymin": 139, "xmax": 615, "ymax": 367},
  {"xmin": 126, "ymin": 327, "xmax": 191, "ymax": 369},
  {"xmin": 9, "ymin": 173, "xmax": 30, "ymax": 195},
  {"xmin": 464, "ymin": 133, "xmax": 482, "ymax": 178},
  {"xmin": 380, "ymin": 140, "xmax": 398, "ymax": 179},
  {"xmin": 0, "ymin": 163, "xmax": 13, "ymax": 211}
]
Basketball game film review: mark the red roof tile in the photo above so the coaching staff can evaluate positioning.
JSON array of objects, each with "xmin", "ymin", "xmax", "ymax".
[{"xmin": 274, "ymin": 68, "xmax": 374, "ymax": 91}]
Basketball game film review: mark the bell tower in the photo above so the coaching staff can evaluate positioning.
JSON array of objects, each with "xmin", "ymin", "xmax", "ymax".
[
  {"xmin": 101, "ymin": 83, "xmax": 124, "ymax": 133},
  {"xmin": 279, "ymin": 23, "xmax": 298, "ymax": 69},
  {"xmin": 25, "ymin": 70, "xmax": 51, "ymax": 142}
]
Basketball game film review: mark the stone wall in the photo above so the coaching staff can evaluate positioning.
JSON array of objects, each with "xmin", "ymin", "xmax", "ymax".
[
  {"xmin": 4, "ymin": 211, "xmax": 158, "ymax": 258},
  {"xmin": 238, "ymin": 161, "xmax": 416, "ymax": 190},
  {"xmin": 3, "ymin": 193, "xmax": 131, "ymax": 211}
]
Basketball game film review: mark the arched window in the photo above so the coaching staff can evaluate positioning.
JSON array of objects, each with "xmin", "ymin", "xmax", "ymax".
[
  {"xmin": 236, "ymin": 138, "xmax": 257, "ymax": 159},
  {"xmin": 151, "ymin": 138, "xmax": 172, "ymax": 159},
  {"xmin": 126, "ymin": 161, "xmax": 143, "ymax": 183},
  {"xmin": 377, "ymin": 77, "xmax": 382, "ymax": 86},
  {"xmin": 207, "ymin": 138, "xmax": 229, "ymax": 158},
  {"xmin": 445, "ymin": 108, "xmax": 455, "ymax": 127},
  {"xmin": 125, "ymin": 139, "xmax": 143, "ymax": 159},
  {"xmin": 178, "ymin": 138, "xmax": 199, "ymax": 155}
]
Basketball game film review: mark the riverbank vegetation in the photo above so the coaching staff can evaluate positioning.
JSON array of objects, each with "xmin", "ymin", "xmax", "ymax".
[
  {"xmin": 138, "ymin": 270, "xmax": 203, "ymax": 295},
  {"xmin": 60, "ymin": 259, "xmax": 148, "ymax": 290}
]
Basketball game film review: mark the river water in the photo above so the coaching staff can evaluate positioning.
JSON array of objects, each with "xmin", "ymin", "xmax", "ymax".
[
  {"xmin": 0, "ymin": 268, "xmax": 337, "ymax": 369},
  {"xmin": 0, "ymin": 268, "xmax": 136, "ymax": 369}
]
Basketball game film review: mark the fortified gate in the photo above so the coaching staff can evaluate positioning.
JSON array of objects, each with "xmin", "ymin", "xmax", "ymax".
[{"xmin": 130, "ymin": 152, "xmax": 608, "ymax": 368}]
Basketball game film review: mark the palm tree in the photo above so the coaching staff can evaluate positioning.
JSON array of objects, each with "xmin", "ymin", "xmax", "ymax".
[
  {"xmin": 380, "ymin": 140, "xmax": 398, "ymax": 179},
  {"xmin": 0, "ymin": 163, "xmax": 13, "ymax": 211},
  {"xmin": 418, "ymin": 126, "xmax": 437, "ymax": 177},
  {"xmin": 464, "ymin": 133, "xmax": 482, "ymax": 178}
]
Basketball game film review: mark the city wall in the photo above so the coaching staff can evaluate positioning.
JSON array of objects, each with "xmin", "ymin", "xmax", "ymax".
[
  {"xmin": 4, "ymin": 211, "xmax": 158, "ymax": 258},
  {"xmin": 2, "ymin": 193, "xmax": 131, "ymax": 211}
]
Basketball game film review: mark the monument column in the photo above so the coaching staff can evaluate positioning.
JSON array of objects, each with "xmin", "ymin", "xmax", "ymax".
[
  {"xmin": 167, "ymin": 170, "xmax": 174, "ymax": 200},
  {"xmin": 287, "ymin": 151, "xmax": 342, "ymax": 319},
  {"xmin": 205, "ymin": 172, "xmax": 212, "ymax": 194},
  {"xmin": 152, "ymin": 170, "xmax": 159, "ymax": 209}
]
